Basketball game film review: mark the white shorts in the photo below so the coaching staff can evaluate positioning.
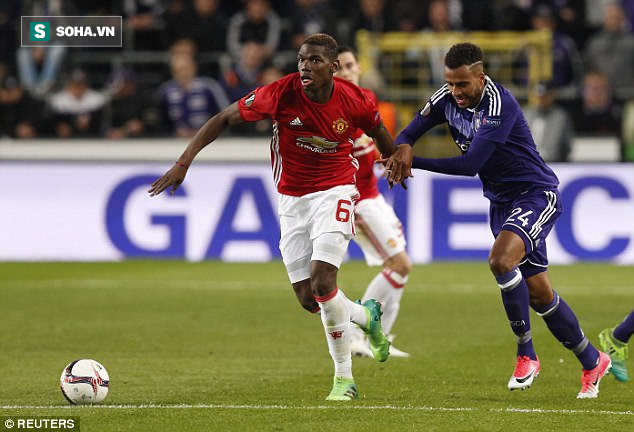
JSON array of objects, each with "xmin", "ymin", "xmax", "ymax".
[
  {"xmin": 279, "ymin": 185, "xmax": 358, "ymax": 283},
  {"xmin": 353, "ymin": 195, "xmax": 406, "ymax": 266}
]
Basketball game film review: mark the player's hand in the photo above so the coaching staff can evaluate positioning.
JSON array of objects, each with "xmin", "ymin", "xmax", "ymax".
[
  {"xmin": 377, "ymin": 145, "xmax": 413, "ymax": 188},
  {"xmin": 148, "ymin": 163, "xmax": 188, "ymax": 196}
]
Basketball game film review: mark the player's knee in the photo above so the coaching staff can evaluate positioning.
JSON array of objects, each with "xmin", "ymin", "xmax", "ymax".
[
  {"xmin": 488, "ymin": 253, "xmax": 515, "ymax": 276},
  {"xmin": 299, "ymin": 297, "xmax": 320, "ymax": 313},
  {"xmin": 309, "ymin": 263, "xmax": 338, "ymax": 297},
  {"xmin": 293, "ymin": 285, "xmax": 320, "ymax": 313},
  {"xmin": 385, "ymin": 252, "xmax": 412, "ymax": 277}
]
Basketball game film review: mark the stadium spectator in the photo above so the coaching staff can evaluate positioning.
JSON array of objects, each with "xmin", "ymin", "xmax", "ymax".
[
  {"xmin": 46, "ymin": 68, "xmax": 107, "ymax": 138},
  {"xmin": 599, "ymin": 310, "xmax": 633, "ymax": 383},
  {"xmin": 189, "ymin": 0, "xmax": 229, "ymax": 52},
  {"xmin": 165, "ymin": 37, "xmax": 223, "ymax": 81},
  {"xmin": 16, "ymin": 0, "xmax": 77, "ymax": 98},
  {"xmin": 393, "ymin": 5, "xmax": 424, "ymax": 34},
  {"xmin": 288, "ymin": 0, "xmax": 339, "ymax": 50},
  {"xmin": 523, "ymin": 81, "xmax": 574, "ymax": 162},
  {"xmin": 0, "ymin": 74, "xmax": 45, "ymax": 138},
  {"xmin": 226, "ymin": 0, "xmax": 282, "ymax": 60},
  {"xmin": 157, "ymin": 54, "xmax": 230, "ymax": 138},
  {"xmin": 103, "ymin": 68, "xmax": 155, "ymax": 139},
  {"xmin": 168, "ymin": 37, "xmax": 198, "ymax": 57},
  {"xmin": 518, "ymin": 3, "xmax": 584, "ymax": 99},
  {"xmin": 220, "ymin": 41, "xmax": 270, "ymax": 102},
  {"xmin": 335, "ymin": 46, "xmax": 412, "ymax": 358},
  {"xmin": 395, "ymin": 42, "xmax": 611, "ymax": 398},
  {"xmin": 584, "ymin": 2, "xmax": 634, "ymax": 99},
  {"xmin": 490, "ymin": 0, "xmax": 532, "ymax": 31},
  {"xmin": 259, "ymin": 64, "xmax": 284, "ymax": 85},
  {"xmin": 123, "ymin": 0, "xmax": 165, "ymax": 50},
  {"xmin": 585, "ymin": 0, "xmax": 607, "ymax": 32},
  {"xmin": 164, "ymin": 0, "xmax": 228, "ymax": 53},
  {"xmin": 0, "ymin": 0, "xmax": 20, "ymax": 80},
  {"xmin": 424, "ymin": 0, "xmax": 463, "ymax": 86},
  {"xmin": 149, "ymin": 33, "xmax": 410, "ymax": 401},
  {"xmin": 623, "ymin": 0, "xmax": 634, "ymax": 32},
  {"xmin": 348, "ymin": 0, "xmax": 399, "ymax": 44},
  {"xmin": 16, "ymin": 46, "xmax": 67, "ymax": 98},
  {"xmin": 549, "ymin": 0, "xmax": 589, "ymax": 50},
  {"xmin": 461, "ymin": 0, "xmax": 493, "ymax": 31},
  {"xmin": 570, "ymin": 70, "xmax": 623, "ymax": 137},
  {"xmin": 229, "ymin": 64, "xmax": 285, "ymax": 135},
  {"xmin": 424, "ymin": 0, "xmax": 458, "ymax": 32},
  {"xmin": 163, "ymin": 0, "xmax": 194, "ymax": 48}
]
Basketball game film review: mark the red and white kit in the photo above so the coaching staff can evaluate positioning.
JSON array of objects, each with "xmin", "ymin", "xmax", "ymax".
[
  {"xmin": 349, "ymin": 88, "xmax": 406, "ymax": 266},
  {"xmin": 238, "ymin": 74, "xmax": 383, "ymax": 281}
]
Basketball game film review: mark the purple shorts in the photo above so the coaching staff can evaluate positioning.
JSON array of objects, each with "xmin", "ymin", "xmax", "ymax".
[{"xmin": 489, "ymin": 189, "xmax": 563, "ymax": 278}]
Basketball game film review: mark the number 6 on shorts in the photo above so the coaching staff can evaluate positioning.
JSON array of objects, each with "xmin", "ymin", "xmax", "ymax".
[{"xmin": 335, "ymin": 199, "xmax": 352, "ymax": 222}]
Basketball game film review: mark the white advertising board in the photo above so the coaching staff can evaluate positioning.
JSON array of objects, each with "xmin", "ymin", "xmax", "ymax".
[{"xmin": 2, "ymin": 162, "xmax": 634, "ymax": 263}]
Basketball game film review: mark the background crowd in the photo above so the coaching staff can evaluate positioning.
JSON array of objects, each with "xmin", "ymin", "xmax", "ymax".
[{"xmin": 0, "ymin": 0, "xmax": 632, "ymax": 161}]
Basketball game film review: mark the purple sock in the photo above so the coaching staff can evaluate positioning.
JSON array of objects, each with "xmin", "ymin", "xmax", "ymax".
[
  {"xmin": 613, "ymin": 310, "xmax": 634, "ymax": 343},
  {"xmin": 534, "ymin": 291, "xmax": 599, "ymax": 370},
  {"xmin": 496, "ymin": 268, "xmax": 536, "ymax": 360}
]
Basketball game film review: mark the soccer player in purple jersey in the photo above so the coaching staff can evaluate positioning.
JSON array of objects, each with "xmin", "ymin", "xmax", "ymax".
[
  {"xmin": 394, "ymin": 42, "xmax": 612, "ymax": 398},
  {"xmin": 599, "ymin": 310, "xmax": 634, "ymax": 382}
]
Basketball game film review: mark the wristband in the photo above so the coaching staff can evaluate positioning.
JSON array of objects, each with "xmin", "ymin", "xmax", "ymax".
[{"xmin": 175, "ymin": 162, "xmax": 189, "ymax": 168}]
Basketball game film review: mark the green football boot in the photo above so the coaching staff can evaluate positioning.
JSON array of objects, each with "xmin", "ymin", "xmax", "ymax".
[
  {"xmin": 599, "ymin": 327, "xmax": 629, "ymax": 382},
  {"xmin": 359, "ymin": 299, "xmax": 390, "ymax": 362},
  {"xmin": 325, "ymin": 376, "xmax": 358, "ymax": 401}
]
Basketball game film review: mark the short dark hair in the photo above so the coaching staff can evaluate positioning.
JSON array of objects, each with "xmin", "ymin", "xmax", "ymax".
[
  {"xmin": 336, "ymin": 45, "xmax": 356, "ymax": 58},
  {"xmin": 444, "ymin": 43, "xmax": 483, "ymax": 69},
  {"xmin": 302, "ymin": 33, "xmax": 338, "ymax": 61}
]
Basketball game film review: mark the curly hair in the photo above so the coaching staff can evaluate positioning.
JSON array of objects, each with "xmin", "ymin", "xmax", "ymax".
[
  {"xmin": 301, "ymin": 33, "xmax": 339, "ymax": 61},
  {"xmin": 444, "ymin": 43, "xmax": 483, "ymax": 69}
]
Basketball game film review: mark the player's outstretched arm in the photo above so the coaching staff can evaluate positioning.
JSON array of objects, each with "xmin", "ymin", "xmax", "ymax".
[
  {"xmin": 148, "ymin": 102, "xmax": 244, "ymax": 196},
  {"xmin": 366, "ymin": 122, "xmax": 411, "ymax": 185}
]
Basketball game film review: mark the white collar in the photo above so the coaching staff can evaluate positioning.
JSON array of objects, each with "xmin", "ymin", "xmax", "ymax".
[{"xmin": 466, "ymin": 75, "xmax": 492, "ymax": 112}]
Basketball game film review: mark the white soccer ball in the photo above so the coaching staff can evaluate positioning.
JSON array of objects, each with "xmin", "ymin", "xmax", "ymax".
[{"xmin": 60, "ymin": 359, "xmax": 110, "ymax": 405}]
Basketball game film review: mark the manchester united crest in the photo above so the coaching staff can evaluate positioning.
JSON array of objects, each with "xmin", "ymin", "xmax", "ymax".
[{"xmin": 332, "ymin": 118, "xmax": 349, "ymax": 134}]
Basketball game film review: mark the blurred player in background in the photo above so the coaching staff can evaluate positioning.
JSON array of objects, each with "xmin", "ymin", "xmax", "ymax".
[
  {"xmin": 335, "ymin": 46, "xmax": 412, "ymax": 358},
  {"xmin": 393, "ymin": 42, "xmax": 611, "ymax": 399},
  {"xmin": 599, "ymin": 310, "xmax": 633, "ymax": 382},
  {"xmin": 149, "ymin": 33, "xmax": 411, "ymax": 401}
]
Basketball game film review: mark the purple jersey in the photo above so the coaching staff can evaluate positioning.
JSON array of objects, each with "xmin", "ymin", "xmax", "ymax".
[{"xmin": 396, "ymin": 77, "xmax": 559, "ymax": 204}]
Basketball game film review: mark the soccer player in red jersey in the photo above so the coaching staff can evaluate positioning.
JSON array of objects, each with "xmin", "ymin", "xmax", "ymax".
[
  {"xmin": 335, "ymin": 46, "xmax": 413, "ymax": 358},
  {"xmin": 149, "ymin": 33, "xmax": 411, "ymax": 400}
]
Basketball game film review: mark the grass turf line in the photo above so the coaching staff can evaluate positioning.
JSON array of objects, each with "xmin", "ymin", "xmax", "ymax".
[{"xmin": 0, "ymin": 261, "xmax": 632, "ymax": 431}]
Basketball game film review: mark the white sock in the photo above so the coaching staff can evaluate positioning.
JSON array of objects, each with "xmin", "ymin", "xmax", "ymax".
[
  {"xmin": 317, "ymin": 288, "xmax": 352, "ymax": 379},
  {"xmin": 338, "ymin": 289, "xmax": 368, "ymax": 328},
  {"xmin": 382, "ymin": 286, "xmax": 404, "ymax": 335},
  {"xmin": 363, "ymin": 269, "xmax": 407, "ymax": 334}
]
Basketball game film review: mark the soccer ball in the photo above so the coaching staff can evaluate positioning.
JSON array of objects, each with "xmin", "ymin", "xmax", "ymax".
[{"xmin": 60, "ymin": 359, "xmax": 110, "ymax": 405}]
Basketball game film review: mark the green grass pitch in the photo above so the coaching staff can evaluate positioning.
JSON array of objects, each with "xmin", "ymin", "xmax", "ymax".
[{"xmin": 0, "ymin": 261, "xmax": 632, "ymax": 431}]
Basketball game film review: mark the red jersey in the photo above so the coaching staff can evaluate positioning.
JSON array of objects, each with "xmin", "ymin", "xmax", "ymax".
[
  {"xmin": 238, "ymin": 73, "xmax": 381, "ymax": 196},
  {"xmin": 352, "ymin": 88, "xmax": 381, "ymax": 201}
]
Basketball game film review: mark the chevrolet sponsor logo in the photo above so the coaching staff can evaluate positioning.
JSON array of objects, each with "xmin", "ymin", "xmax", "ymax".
[{"xmin": 297, "ymin": 136, "xmax": 340, "ymax": 149}]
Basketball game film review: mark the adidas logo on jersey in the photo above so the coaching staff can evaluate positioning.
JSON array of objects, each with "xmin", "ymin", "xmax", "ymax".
[{"xmin": 290, "ymin": 117, "xmax": 303, "ymax": 126}]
